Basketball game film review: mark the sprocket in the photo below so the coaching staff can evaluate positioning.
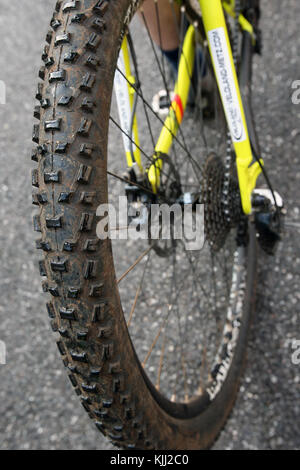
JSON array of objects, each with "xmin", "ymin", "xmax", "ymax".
[{"xmin": 202, "ymin": 153, "xmax": 242, "ymax": 251}]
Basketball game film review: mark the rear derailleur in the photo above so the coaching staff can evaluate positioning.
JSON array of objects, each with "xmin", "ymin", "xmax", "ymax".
[{"xmin": 252, "ymin": 189, "xmax": 285, "ymax": 255}]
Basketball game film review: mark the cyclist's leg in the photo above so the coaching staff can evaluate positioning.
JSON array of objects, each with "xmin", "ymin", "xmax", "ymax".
[
  {"xmin": 139, "ymin": 0, "xmax": 180, "ymax": 51},
  {"xmin": 139, "ymin": 0, "xmax": 209, "ymax": 110},
  {"xmin": 138, "ymin": 0, "xmax": 180, "ymax": 74},
  {"xmin": 139, "ymin": 0, "xmax": 207, "ymax": 81}
]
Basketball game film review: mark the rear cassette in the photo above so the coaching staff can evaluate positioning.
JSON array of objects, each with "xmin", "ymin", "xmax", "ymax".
[{"xmin": 203, "ymin": 153, "xmax": 242, "ymax": 251}]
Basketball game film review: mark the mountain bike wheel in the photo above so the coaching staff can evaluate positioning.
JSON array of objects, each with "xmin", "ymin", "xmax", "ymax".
[{"xmin": 32, "ymin": 0, "xmax": 258, "ymax": 449}]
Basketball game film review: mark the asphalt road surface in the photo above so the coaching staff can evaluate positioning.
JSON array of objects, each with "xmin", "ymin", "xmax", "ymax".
[{"xmin": 0, "ymin": 0, "xmax": 299, "ymax": 450}]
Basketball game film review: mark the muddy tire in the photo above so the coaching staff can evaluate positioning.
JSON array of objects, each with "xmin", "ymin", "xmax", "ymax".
[{"xmin": 32, "ymin": 0, "xmax": 257, "ymax": 449}]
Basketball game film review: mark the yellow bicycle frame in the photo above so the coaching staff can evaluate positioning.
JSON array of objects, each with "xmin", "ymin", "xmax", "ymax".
[
  {"xmin": 116, "ymin": 37, "xmax": 142, "ymax": 172},
  {"xmin": 118, "ymin": 0, "xmax": 263, "ymax": 214},
  {"xmin": 199, "ymin": 0, "xmax": 262, "ymax": 214}
]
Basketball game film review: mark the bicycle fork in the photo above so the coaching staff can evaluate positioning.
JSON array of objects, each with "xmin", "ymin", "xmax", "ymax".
[{"xmin": 199, "ymin": 0, "xmax": 263, "ymax": 215}]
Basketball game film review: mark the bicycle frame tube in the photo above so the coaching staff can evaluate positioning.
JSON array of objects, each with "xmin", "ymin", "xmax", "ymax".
[{"xmin": 199, "ymin": 0, "xmax": 262, "ymax": 214}]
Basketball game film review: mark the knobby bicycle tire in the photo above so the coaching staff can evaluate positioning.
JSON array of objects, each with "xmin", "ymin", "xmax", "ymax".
[{"xmin": 31, "ymin": 0, "xmax": 258, "ymax": 449}]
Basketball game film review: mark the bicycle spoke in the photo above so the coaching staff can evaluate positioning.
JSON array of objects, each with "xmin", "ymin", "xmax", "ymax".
[
  {"xmin": 142, "ymin": 314, "xmax": 168, "ymax": 368},
  {"xmin": 115, "ymin": 65, "xmax": 203, "ymax": 179},
  {"xmin": 127, "ymin": 252, "xmax": 151, "ymax": 328},
  {"xmin": 142, "ymin": 267, "xmax": 187, "ymax": 368},
  {"xmin": 156, "ymin": 333, "xmax": 166, "ymax": 390},
  {"xmin": 115, "ymin": 27, "xmax": 204, "ymax": 184},
  {"xmin": 118, "ymin": 245, "xmax": 153, "ymax": 284},
  {"xmin": 107, "ymin": 169, "xmax": 158, "ymax": 200},
  {"xmin": 154, "ymin": 0, "xmax": 168, "ymax": 82},
  {"xmin": 109, "ymin": 114, "xmax": 181, "ymax": 186},
  {"xmin": 169, "ymin": 248, "xmax": 191, "ymax": 403},
  {"xmin": 127, "ymin": 32, "xmax": 156, "ymax": 149},
  {"xmin": 109, "ymin": 4, "xmax": 243, "ymax": 404}
]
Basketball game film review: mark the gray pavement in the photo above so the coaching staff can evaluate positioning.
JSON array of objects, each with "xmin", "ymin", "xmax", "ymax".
[{"xmin": 0, "ymin": 0, "xmax": 299, "ymax": 450}]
